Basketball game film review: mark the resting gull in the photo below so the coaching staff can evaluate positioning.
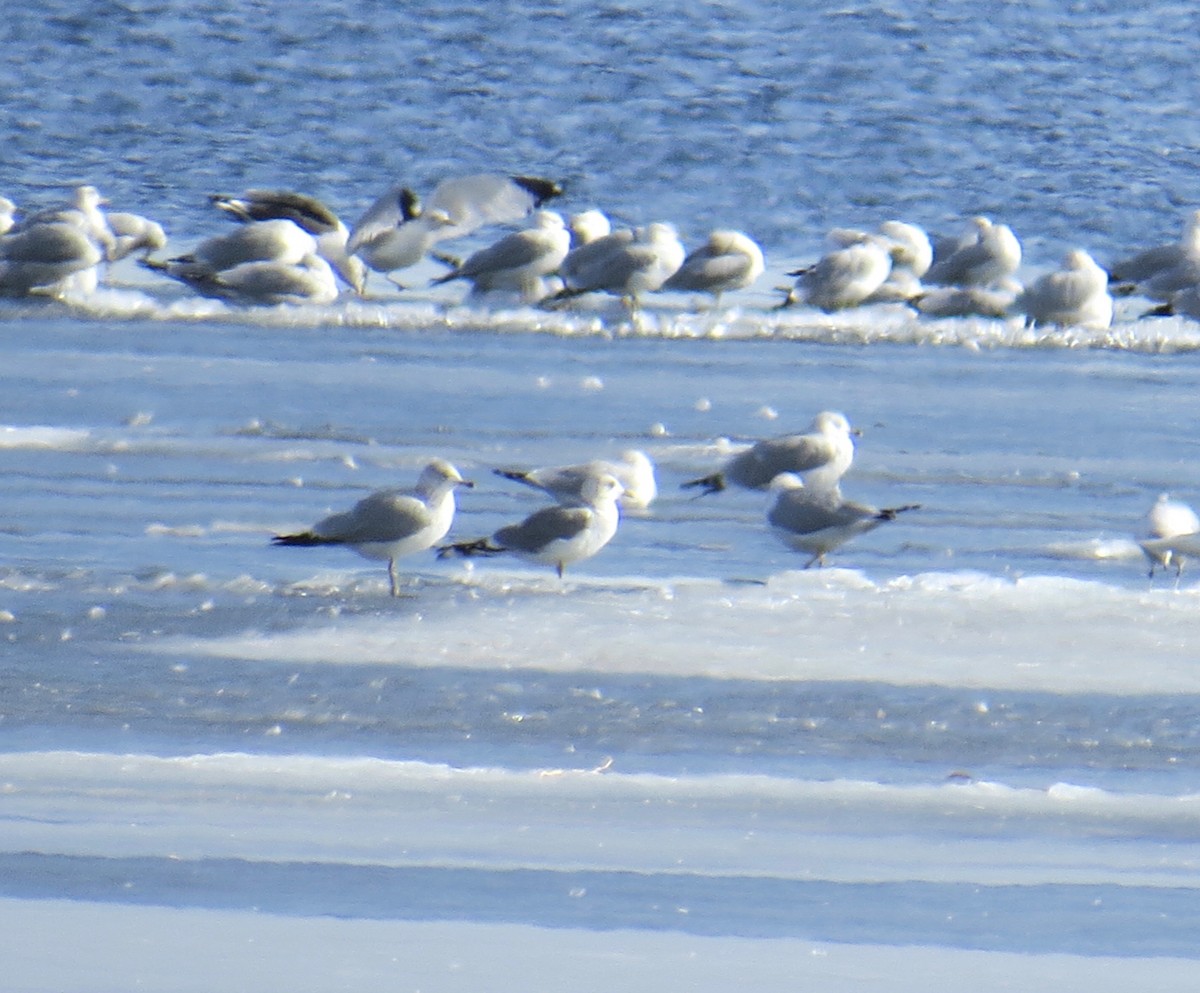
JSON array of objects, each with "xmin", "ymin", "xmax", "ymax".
[
  {"xmin": 925, "ymin": 216, "xmax": 1022, "ymax": 288},
  {"xmin": 494, "ymin": 450, "xmax": 657, "ymax": 510},
  {"xmin": 682, "ymin": 410, "xmax": 858, "ymax": 495},
  {"xmin": 210, "ymin": 189, "xmax": 366, "ymax": 294},
  {"xmin": 661, "ymin": 229, "xmax": 765, "ymax": 306},
  {"xmin": 1016, "ymin": 249, "xmax": 1113, "ymax": 329}
]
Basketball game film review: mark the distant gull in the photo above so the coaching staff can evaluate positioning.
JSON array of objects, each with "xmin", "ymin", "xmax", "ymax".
[
  {"xmin": 106, "ymin": 211, "xmax": 167, "ymax": 261},
  {"xmin": 153, "ymin": 218, "xmax": 317, "ymax": 273},
  {"xmin": 1016, "ymin": 249, "xmax": 1113, "ymax": 329},
  {"xmin": 912, "ymin": 281, "xmax": 1022, "ymax": 318},
  {"xmin": 15, "ymin": 185, "xmax": 117, "ymax": 260},
  {"xmin": 494, "ymin": 450, "xmax": 657, "ymax": 510},
  {"xmin": 877, "ymin": 220, "xmax": 933, "ymax": 278},
  {"xmin": 141, "ymin": 219, "xmax": 326, "ymax": 301},
  {"xmin": 440, "ymin": 472, "xmax": 623, "ymax": 578},
  {"xmin": 660, "ymin": 229, "xmax": 765, "ymax": 306},
  {"xmin": 568, "ymin": 209, "xmax": 612, "ymax": 248},
  {"xmin": 210, "ymin": 189, "xmax": 366, "ymax": 294},
  {"xmin": 551, "ymin": 222, "xmax": 685, "ymax": 313},
  {"xmin": 1110, "ymin": 209, "xmax": 1200, "ymax": 290},
  {"xmin": 682, "ymin": 410, "xmax": 858, "ymax": 495},
  {"xmin": 767, "ymin": 473, "xmax": 919, "ymax": 568},
  {"xmin": 347, "ymin": 173, "xmax": 562, "ymax": 284},
  {"xmin": 925, "ymin": 216, "xmax": 1022, "ymax": 288},
  {"xmin": 0, "ymin": 220, "xmax": 104, "ymax": 297},
  {"xmin": 558, "ymin": 225, "xmax": 636, "ymax": 292},
  {"xmin": 432, "ymin": 209, "xmax": 570, "ymax": 303},
  {"xmin": 781, "ymin": 236, "xmax": 892, "ymax": 312},
  {"xmin": 272, "ymin": 459, "xmax": 472, "ymax": 596},
  {"xmin": 1137, "ymin": 492, "xmax": 1200, "ymax": 583},
  {"xmin": 187, "ymin": 252, "xmax": 340, "ymax": 306}
]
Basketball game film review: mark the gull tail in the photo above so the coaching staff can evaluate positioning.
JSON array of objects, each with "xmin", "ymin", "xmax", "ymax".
[
  {"xmin": 437, "ymin": 537, "xmax": 507, "ymax": 559},
  {"xmin": 877, "ymin": 504, "xmax": 921, "ymax": 521},
  {"xmin": 680, "ymin": 472, "xmax": 726, "ymax": 496}
]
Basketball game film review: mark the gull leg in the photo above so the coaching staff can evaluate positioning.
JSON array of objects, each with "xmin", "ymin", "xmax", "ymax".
[{"xmin": 389, "ymin": 558, "xmax": 400, "ymax": 597}]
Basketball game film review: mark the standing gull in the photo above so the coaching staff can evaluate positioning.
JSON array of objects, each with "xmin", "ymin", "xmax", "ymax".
[
  {"xmin": 682, "ymin": 411, "xmax": 858, "ymax": 495},
  {"xmin": 1137, "ymin": 492, "xmax": 1200, "ymax": 583},
  {"xmin": 767, "ymin": 473, "xmax": 919, "ymax": 568},
  {"xmin": 440, "ymin": 473, "xmax": 624, "ymax": 578},
  {"xmin": 431, "ymin": 210, "xmax": 570, "ymax": 303},
  {"xmin": 272, "ymin": 459, "xmax": 472, "ymax": 596},
  {"xmin": 551, "ymin": 222, "xmax": 685, "ymax": 313},
  {"xmin": 494, "ymin": 450, "xmax": 657, "ymax": 510}
]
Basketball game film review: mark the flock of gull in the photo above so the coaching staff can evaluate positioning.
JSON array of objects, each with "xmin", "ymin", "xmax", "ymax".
[
  {"xmin": 269, "ymin": 410, "xmax": 1190, "ymax": 596},
  {"xmin": 4, "ymin": 175, "xmax": 1200, "ymax": 323}
]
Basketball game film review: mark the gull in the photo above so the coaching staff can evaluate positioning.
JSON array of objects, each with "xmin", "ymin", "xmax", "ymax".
[
  {"xmin": 660, "ymin": 229, "xmax": 765, "ymax": 306},
  {"xmin": 494, "ymin": 450, "xmax": 657, "ymax": 510},
  {"xmin": 912, "ymin": 281, "xmax": 1023, "ymax": 318},
  {"xmin": 1016, "ymin": 249, "xmax": 1113, "ymax": 329},
  {"xmin": 347, "ymin": 173, "xmax": 562, "ymax": 283},
  {"xmin": 1138, "ymin": 492, "xmax": 1200, "ymax": 583},
  {"xmin": 767, "ymin": 473, "xmax": 919, "ymax": 568},
  {"xmin": 781, "ymin": 236, "xmax": 893, "ymax": 311},
  {"xmin": 925, "ymin": 216, "xmax": 1022, "ymax": 288},
  {"xmin": 682, "ymin": 410, "xmax": 858, "ymax": 495},
  {"xmin": 1110, "ymin": 209, "xmax": 1200, "ymax": 289},
  {"xmin": 272, "ymin": 459, "xmax": 472, "ymax": 596},
  {"xmin": 106, "ymin": 211, "xmax": 167, "ymax": 261},
  {"xmin": 440, "ymin": 473, "xmax": 623, "ymax": 578},
  {"xmin": 568, "ymin": 209, "xmax": 612, "ymax": 248},
  {"xmin": 15, "ymin": 185, "xmax": 116, "ymax": 259},
  {"xmin": 551, "ymin": 222, "xmax": 685, "ymax": 312},
  {"xmin": 141, "ymin": 218, "xmax": 321, "ymax": 296},
  {"xmin": 184, "ymin": 252, "xmax": 340, "ymax": 306},
  {"xmin": 557, "ymin": 225, "xmax": 636, "ymax": 291},
  {"xmin": 877, "ymin": 220, "xmax": 933, "ymax": 278},
  {"xmin": 210, "ymin": 189, "xmax": 366, "ymax": 294},
  {"xmin": 431, "ymin": 210, "xmax": 570, "ymax": 303},
  {"xmin": 154, "ymin": 218, "xmax": 316, "ymax": 273},
  {"xmin": 0, "ymin": 221, "xmax": 105, "ymax": 297}
]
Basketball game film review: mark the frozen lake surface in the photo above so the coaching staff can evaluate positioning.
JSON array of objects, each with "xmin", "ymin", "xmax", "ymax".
[{"xmin": 5, "ymin": 1, "xmax": 1200, "ymax": 989}]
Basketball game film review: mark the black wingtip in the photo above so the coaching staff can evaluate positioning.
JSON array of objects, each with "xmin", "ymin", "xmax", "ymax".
[
  {"xmin": 878, "ymin": 504, "xmax": 921, "ymax": 521},
  {"xmin": 511, "ymin": 175, "xmax": 564, "ymax": 206},
  {"xmin": 680, "ymin": 473, "xmax": 726, "ymax": 496},
  {"xmin": 437, "ymin": 537, "xmax": 506, "ymax": 559},
  {"xmin": 271, "ymin": 532, "xmax": 327, "ymax": 547}
]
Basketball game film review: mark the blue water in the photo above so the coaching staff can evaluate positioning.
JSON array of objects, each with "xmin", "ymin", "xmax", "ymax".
[
  {"xmin": 4, "ymin": 1, "xmax": 1200, "ymax": 978},
  {"xmin": 5, "ymin": 0, "xmax": 1200, "ymax": 265}
]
